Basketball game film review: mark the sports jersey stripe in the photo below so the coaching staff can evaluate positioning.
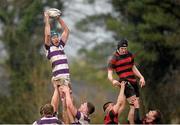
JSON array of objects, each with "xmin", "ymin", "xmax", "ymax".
[
  {"xmin": 55, "ymin": 73, "xmax": 70, "ymax": 79},
  {"xmin": 52, "ymin": 59, "xmax": 68, "ymax": 68},
  {"xmin": 49, "ymin": 46, "xmax": 63, "ymax": 51},
  {"xmin": 50, "ymin": 54, "xmax": 67, "ymax": 63},
  {"xmin": 127, "ymin": 78, "xmax": 136, "ymax": 83},
  {"xmin": 115, "ymin": 61, "xmax": 134, "ymax": 67},
  {"xmin": 38, "ymin": 119, "xmax": 59, "ymax": 124},
  {"xmin": 115, "ymin": 64, "xmax": 133, "ymax": 72},
  {"xmin": 48, "ymin": 50, "xmax": 65, "ymax": 59},
  {"xmin": 117, "ymin": 68, "xmax": 133, "ymax": 75},
  {"xmin": 110, "ymin": 53, "xmax": 132, "ymax": 65},
  {"xmin": 116, "ymin": 56, "xmax": 132, "ymax": 65},
  {"xmin": 110, "ymin": 58, "xmax": 116, "ymax": 64},
  {"xmin": 119, "ymin": 71, "xmax": 134, "ymax": 78},
  {"xmin": 126, "ymin": 75, "xmax": 136, "ymax": 78},
  {"xmin": 36, "ymin": 117, "xmax": 61, "ymax": 124},
  {"xmin": 53, "ymin": 64, "xmax": 69, "ymax": 72},
  {"xmin": 125, "ymin": 75, "xmax": 137, "ymax": 82},
  {"xmin": 53, "ymin": 69, "xmax": 69, "ymax": 76}
]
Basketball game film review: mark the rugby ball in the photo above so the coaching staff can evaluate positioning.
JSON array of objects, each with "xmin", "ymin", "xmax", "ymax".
[{"xmin": 47, "ymin": 8, "xmax": 61, "ymax": 17}]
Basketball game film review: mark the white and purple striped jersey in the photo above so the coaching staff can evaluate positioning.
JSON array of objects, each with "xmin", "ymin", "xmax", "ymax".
[
  {"xmin": 73, "ymin": 111, "xmax": 90, "ymax": 125},
  {"xmin": 33, "ymin": 116, "xmax": 62, "ymax": 125},
  {"xmin": 45, "ymin": 39, "xmax": 70, "ymax": 80}
]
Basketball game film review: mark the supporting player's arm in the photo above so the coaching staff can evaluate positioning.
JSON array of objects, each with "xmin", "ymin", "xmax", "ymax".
[
  {"xmin": 61, "ymin": 86, "xmax": 77, "ymax": 117},
  {"xmin": 131, "ymin": 99, "xmax": 142, "ymax": 124},
  {"xmin": 112, "ymin": 81, "xmax": 126, "ymax": 114}
]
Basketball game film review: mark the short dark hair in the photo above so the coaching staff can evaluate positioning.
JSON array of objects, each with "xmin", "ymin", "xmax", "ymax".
[
  {"xmin": 117, "ymin": 38, "xmax": 128, "ymax": 49},
  {"xmin": 87, "ymin": 102, "xmax": 95, "ymax": 115},
  {"xmin": 103, "ymin": 101, "xmax": 113, "ymax": 112},
  {"xmin": 41, "ymin": 104, "xmax": 54, "ymax": 116}
]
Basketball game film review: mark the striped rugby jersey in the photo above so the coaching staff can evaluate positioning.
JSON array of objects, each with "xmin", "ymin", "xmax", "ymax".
[
  {"xmin": 45, "ymin": 39, "xmax": 70, "ymax": 80},
  {"xmin": 108, "ymin": 51, "xmax": 137, "ymax": 84},
  {"xmin": 73, "ymin": 111, "xmax": 90, "ymax": 125},
  {"xmin": 33, "ymin": 116, "xmax": 62, "ymax": 125},
  {"xmin": 104, "ymin": 109, "xmax": 118, "ymax": 124}
]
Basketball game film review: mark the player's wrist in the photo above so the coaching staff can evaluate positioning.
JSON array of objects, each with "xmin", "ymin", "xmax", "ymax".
[
  {"xmin": 45, "ymin": 18, "xmax": 49, "ymax": 23},
  {"xmin": 140, "ymin": 76, "xmax": 144, "ymax": 79}
]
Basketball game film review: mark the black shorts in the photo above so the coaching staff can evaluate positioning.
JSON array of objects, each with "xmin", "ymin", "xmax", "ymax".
[{"xmin": 124, "ymin": 82, "xmax": 139, "ymax": 98}]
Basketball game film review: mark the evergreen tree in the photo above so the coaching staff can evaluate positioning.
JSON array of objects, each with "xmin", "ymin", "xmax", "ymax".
[
  {"xmin": 0, "ymin": 0, "xmax": 63, "ymax": 123},
  {"xmin": 108, "ymin": 0, "xmax": 180, "ymax": 123}
]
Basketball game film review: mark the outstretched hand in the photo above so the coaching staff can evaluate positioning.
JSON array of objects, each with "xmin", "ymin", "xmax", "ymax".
[
  {"xmin": 139, "ymin": 77, "xmax": 145, "ymax": 88},
  {"xmin": 44, "ymin": 11, "xmax": 49, "ymax": 18}
]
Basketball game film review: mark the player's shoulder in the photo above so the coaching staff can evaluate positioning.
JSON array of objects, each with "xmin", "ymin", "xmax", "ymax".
[
  {"xmin": 109, "ymin": 51, "xmax": 118, "ymax": 61},
  {"xmin": 112, "ymin": 51, "xmax": 119, "ymax": 57}
]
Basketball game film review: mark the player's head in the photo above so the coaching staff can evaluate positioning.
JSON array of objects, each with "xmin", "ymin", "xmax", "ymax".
[
  {"xmin": 51, "ymin": 31, "xmax": 59, "ymax": 46},
  {"xmin": 103, "ymin": 101, "xmax": 114, "ymax": 113},
  {"xmin": 40, "ymin": 103, "xmax": 54, "ymax": 117},
  {"xmin": 79, "ymin": 102, "xmax": 95, "ymax": 115},
  {"xmin": 117, "ymin": 39, "xmax": 128, "ymax": 55},
  {"xmin": 144, "ymin": 109, "xmax": 162, "ymax": 124}
]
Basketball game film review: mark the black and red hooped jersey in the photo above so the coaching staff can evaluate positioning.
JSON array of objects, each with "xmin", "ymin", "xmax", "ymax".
[
  {"xmin": 108, "ymin": 51, "xmax": 137, "ymax": 84},
  {"xmin": 104, "ymin": 109, "xmax": 118, "ymax": 124}
]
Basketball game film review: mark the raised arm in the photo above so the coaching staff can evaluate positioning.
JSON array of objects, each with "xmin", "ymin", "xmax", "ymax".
[
  {"xmin": 112, "ymin": 81, "xmax": 126, "ymax": 114},
  {"xmin": 132, "ymin": 65, "xmax": 145, "ymax": 87},
  {"xmin": 44, "ymin": 12, "xmax": 51, "ymax": 46},
  {"xmin": 128, "ymin": 100, "xmax": 142, "ymax": 124},
  {"xmin": 56, "ymin": 17, "xmax": 69, "ymax": 43},
  {"xmin": 61, "ymin": 86, "xmax": 77, "ymax": 117},
  {"xmin": 108, "ymin": 69, "xmax": 120, "ymax": 87}
]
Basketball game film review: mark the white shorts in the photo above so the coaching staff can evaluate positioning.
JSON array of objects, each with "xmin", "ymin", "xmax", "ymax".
[{"xmin": 52, "ymin": 75, "xmax": 71, "ymax": 86}]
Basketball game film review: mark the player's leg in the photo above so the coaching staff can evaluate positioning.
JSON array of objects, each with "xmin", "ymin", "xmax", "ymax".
[{"xmin": 124, "ymin": 82, "xmax": 137, "ymax": 124}]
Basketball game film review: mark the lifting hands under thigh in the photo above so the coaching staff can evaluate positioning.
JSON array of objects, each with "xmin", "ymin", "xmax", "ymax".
[
  {"xmin": 53, "ymin": 78, "xmax": 72, "ymax": 88},
  {"xmin": 127, "ymin": 95, "xmax": 137, "ymax": 105}
]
